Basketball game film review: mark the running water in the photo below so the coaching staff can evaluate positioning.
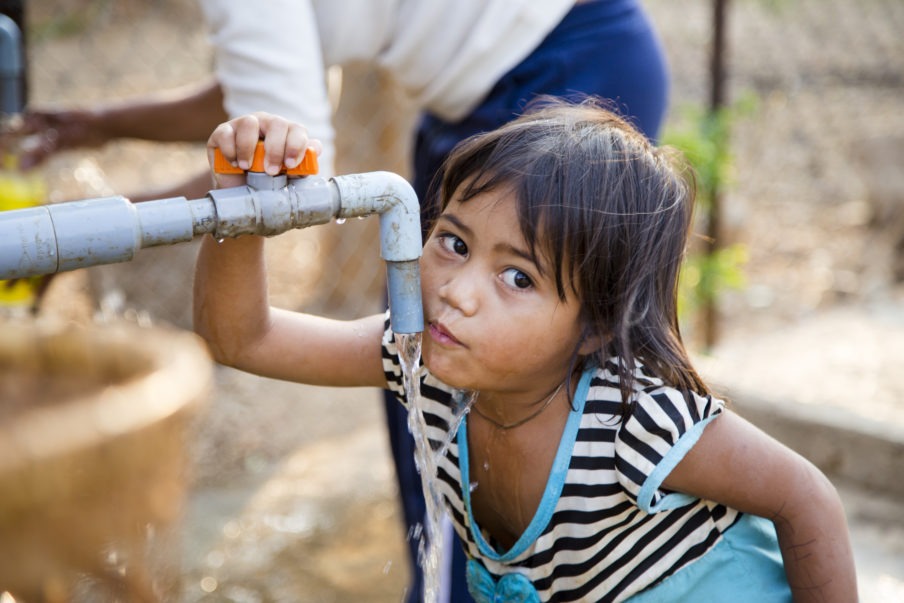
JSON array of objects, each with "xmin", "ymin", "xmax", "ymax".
[{"xmin": 395, "ymin": 332, "xmax": 475, "ymax": 603}]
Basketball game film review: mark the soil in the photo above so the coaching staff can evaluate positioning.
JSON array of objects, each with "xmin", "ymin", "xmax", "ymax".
[{"xmin": 5, "ymin": 0, "xmax": 904, "ymax": 600}]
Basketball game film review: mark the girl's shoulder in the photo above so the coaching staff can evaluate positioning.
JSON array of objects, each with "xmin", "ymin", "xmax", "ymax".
[{"xmin": 584, "ymin": 358, "xmax": 724, "ymax": 428}]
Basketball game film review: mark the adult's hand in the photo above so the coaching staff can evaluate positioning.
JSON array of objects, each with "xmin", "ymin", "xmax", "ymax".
[{"xmin": 2, "ymin": 108, "xmax": 104, "ymax": 170}]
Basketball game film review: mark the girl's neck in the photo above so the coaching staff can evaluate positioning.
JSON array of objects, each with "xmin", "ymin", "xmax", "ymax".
[{"xmin": 472, "ymin": 378, "xmax": 569, "ymax": 431}]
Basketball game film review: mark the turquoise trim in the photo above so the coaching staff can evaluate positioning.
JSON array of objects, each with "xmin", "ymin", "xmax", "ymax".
[
  {"xmin": 460, "ymin": 368, "xmax": 595, "ymax": 562},
  {"xmin": 636, "ymin": 412, "xmax": 721, "ymax": 513}
]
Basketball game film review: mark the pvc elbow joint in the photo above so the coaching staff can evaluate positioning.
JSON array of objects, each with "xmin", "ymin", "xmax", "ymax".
[{"xmin": 331, "ymin": 172, "xmax": 424, "ymax": 334}]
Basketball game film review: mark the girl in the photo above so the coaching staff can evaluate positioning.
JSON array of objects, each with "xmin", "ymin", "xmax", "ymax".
[{"xmin": 194, "ymin": 100, "xmax": 857, "ymax": 602}]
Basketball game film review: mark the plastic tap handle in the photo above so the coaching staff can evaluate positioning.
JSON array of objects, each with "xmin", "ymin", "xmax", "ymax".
[{"xmin": 213, "ymin": 140, "xmax": 319, "ymax": 176}]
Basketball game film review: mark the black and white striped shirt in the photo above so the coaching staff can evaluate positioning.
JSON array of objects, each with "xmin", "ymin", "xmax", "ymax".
[{"xmin": 383, "ymin": 326, "xmax": 740, "ymax": 602}]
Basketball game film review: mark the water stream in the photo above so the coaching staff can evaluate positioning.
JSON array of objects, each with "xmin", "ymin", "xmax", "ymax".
[{"xmin": 395, "ymin": 332, "xmax": 475, "ymax": 603}]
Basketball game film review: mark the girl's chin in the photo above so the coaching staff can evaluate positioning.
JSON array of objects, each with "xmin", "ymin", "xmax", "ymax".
[{"xmin": 421, "ymin": 353, "xmax": 472, "ymax": 390}]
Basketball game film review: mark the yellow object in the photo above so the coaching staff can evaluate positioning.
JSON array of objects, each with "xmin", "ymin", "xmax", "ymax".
[{"xmin": 0, "ymin": 159, "xmax": 47, "ymax": 308}]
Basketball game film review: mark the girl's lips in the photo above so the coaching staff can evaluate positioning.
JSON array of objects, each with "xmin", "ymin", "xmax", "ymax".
[{"xmin": 428, "ymin": 321, "xmax": 464, "ymax": 347}]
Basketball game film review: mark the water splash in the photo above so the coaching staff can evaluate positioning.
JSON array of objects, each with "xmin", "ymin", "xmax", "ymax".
[
  {"xmin": 437, "ymin": 389, "xmax": 476, "ymax": 458},
  {"xmin": 395, "ymin": 332, "xmax": 477, "ymax": 603},
  {"xmin": 395, "ymin": 332, "xmax": 440, "ymax": 603}
]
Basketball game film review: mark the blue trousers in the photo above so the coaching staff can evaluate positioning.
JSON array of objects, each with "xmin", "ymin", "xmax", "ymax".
[{"xmin": 384, "ymin": 1, "xmax": 670, "ymax": 600}]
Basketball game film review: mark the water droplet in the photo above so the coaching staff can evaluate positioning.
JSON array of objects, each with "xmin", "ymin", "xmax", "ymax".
[
  {"xmin": 469, "ymin": 481, "xmax": 479, "ymax": 492},
  {"xmin": 409, "ymin": 523, "xmax": 423, "ymax": 541},
  {"xmin": 335, "ymin": 217, "xmax": 346, "ymax": 225},
  {"xmin": 200, "ymin": 576, "xmax": 218, "ymax": 593},
  {"xmin": 483, "ymin": 461, "xmax": 490, "ymax": 471},
  {"xmin": 216, "ymin": 238, "xmax": 225, "ymax": 244}
]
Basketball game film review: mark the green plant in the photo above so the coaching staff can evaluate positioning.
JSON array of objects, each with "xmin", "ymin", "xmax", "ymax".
[
  {"xmin": 677, "ymin": 242, "xmax": 748, "ymax": 322},
  {"xmin": 663, "ymin": 94, "xmax": 757, "ymax": 340}
]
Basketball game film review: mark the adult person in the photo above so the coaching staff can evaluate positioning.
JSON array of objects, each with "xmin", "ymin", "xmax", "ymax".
[{"xmin": 15, "ymin": 1, "xmax": 670, "ymax": 599}]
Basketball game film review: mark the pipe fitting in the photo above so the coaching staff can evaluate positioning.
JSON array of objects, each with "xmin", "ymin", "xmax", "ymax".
[
  {"xmin": 331, "ymin": 171, "xmax": 422, "ymax": 262},
  {"xmin": 330, "ymin": 171, "xmax": 423, "ymax": 333},
  {"xmin": 207, "ymin": 175, "xmax": 339, "ymax": 238}
]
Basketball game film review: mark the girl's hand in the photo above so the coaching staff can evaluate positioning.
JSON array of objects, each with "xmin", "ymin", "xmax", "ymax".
[{"xmin": 206, "ymin": 111, "xmax": 322, "ymax": 188}]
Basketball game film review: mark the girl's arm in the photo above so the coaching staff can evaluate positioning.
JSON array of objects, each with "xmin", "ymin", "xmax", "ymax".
[
  {"xmin": 193, "ymin": 112, "xmax": 388, "ymax": 389},
  {"xmin": 663, "ymin": 410, "xmax": 858, "ymax": 603}
]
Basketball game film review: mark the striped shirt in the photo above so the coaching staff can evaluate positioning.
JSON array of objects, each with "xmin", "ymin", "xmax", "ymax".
[{"xmin": 382, "ymin": 325, "xmax": 745, "ymax": 602}]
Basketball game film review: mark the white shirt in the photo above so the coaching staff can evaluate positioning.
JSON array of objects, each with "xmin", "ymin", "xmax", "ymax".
[{"xmin": 199, "ymin": 0, "xmax": 574, "ymax": 174}]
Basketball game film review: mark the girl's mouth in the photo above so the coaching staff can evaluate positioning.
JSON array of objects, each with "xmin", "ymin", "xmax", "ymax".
[{"xmin": 428, "ymin": 321, "xmax": 464, "ymax": 347}]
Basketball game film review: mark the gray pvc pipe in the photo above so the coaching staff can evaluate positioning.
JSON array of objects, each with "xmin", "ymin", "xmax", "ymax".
[{"xmin": 0, "ymin": 171, "xmax": 424, "ymax": 333}]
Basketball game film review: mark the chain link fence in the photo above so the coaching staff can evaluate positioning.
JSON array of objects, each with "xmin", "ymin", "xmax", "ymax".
[
  {"xmin": 17, "ymin": 0, "xmax": 904, "ymax": 341},
  {"xmin": 653, "ymin": 0, "xmax": 904, "ymax": 339}
]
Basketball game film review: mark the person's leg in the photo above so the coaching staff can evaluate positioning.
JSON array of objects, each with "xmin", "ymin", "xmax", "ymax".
[{"xmin": 382, "ymin": 392, "xmax": 425, "ymax": 603}]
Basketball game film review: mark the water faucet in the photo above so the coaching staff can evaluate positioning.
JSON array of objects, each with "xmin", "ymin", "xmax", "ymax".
[{"xmin": 0, "ymin": 144, "xmax": 424, "ymax": 333}]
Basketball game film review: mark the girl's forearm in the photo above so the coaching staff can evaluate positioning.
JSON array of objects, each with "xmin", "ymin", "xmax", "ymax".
[
  {"xmin": 773, "ymin": 473, "xmax": 858, "ymax": 602},
  {"xmin": 193, "ymin": 233, "xmax": 271, "ymax": 367}
]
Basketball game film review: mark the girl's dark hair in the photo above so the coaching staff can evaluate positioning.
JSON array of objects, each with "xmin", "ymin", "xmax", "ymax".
[{"xmin": 431, "ymin": 97, "xmax": 709, "ymax": 413}]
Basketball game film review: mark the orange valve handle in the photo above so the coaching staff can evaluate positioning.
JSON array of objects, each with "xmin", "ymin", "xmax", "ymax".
[{"xmin": 213, "ymin": 141, "xmax": 319, "ymax": 176}]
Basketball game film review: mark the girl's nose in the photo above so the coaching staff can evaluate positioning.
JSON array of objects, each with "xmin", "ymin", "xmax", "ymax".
[{"xmin": 437, "ymin": 270, "xmax": 479, "ymax": 316}]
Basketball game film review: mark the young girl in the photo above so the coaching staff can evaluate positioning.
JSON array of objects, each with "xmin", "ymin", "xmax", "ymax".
[{"xmin": 194, "ymin": 100, "xmax": 857, "ymax": 602}]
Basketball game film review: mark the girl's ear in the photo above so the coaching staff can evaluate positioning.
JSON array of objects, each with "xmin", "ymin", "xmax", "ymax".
[{"xmin": 577, "ymin": 327, "xmax": 603, "ymax": 357}]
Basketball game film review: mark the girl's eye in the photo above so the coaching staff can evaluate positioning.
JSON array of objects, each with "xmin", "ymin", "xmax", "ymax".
[
  {"xmin": 439, "ymin": 233, "xmax": 468, "ymax": 256},
  {"xmin": 501, "ymin": 268, "xmax": 533, "ymax": 290}
]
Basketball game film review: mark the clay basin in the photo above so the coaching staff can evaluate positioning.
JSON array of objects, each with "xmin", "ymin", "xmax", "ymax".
[{"xmin": 0, "ymin": 322, "xmax": 211, "ymax": 601}]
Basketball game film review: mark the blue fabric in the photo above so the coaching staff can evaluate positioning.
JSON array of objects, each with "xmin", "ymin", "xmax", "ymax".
[
  {"xmin": 383, "ymin": 1, "xmax": 670, "ymax": 600},
  {"xmin": 467, "ymin": 560, "xmax": 541, "ymax": 603},
  {"xmin": 627, "ymin": 513, "xmax": 792, "ymax": 602}
]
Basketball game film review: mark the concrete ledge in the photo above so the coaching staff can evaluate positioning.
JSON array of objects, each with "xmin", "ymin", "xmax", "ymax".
[{"xmin": 717, "ymin": 385, "xmax": 904, "ymax": 498}]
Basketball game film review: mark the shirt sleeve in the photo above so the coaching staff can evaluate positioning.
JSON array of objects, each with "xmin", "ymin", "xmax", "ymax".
[
  {"xmin": 615, "ymin": 387, "xmax": 725, "ymax": 513},
  {"xmin": 381, "ymin": 312, "xmax": 407, "ymax": 403},
  {"xmin": 198, "ymin": 0, "xmax": 336, "ymax": 175}
]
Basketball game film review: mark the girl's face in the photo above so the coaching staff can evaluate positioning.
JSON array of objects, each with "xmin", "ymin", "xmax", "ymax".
[{"xmin": 420, "ymin": 187, "xmax": 588, "ymax": 400}]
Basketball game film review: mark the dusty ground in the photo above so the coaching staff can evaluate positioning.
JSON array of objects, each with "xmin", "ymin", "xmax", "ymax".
[{"xmin": 8, "ymin": 0, "xmax": 904, "ymax": 600}]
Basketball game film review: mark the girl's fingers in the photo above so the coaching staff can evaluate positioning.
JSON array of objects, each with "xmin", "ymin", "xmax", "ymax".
[
  {"xmin": 207, "ymin": 112, "xmax": 318, "ymax": 177},
  {"xmin": 258, "ymin": 115, "xmax": 291, "ymax": 175},
  {"xmin": 232, "ymin": 114, "xmax": 264, "ymax": 170},
  {"xmin": 284, "ymin": 123, "xmax": 317, "ymax": 169},
  {"xmin": 258, "ymin": 113, "xmax": 312, "ymax": 173},
  {"xmin": 207, "ymin": 121, "xmax": 237, "ymax": 165}
]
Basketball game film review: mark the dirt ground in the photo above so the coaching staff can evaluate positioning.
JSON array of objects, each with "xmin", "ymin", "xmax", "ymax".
[{"xmin": 7, "ymin": 0, "xmax": 904, "ymax": 600}]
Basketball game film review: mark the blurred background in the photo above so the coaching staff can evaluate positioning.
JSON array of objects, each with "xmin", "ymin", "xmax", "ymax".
[{"xmin": 2, "ymin": 0, "xmax": 903, "ymax": 601}]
